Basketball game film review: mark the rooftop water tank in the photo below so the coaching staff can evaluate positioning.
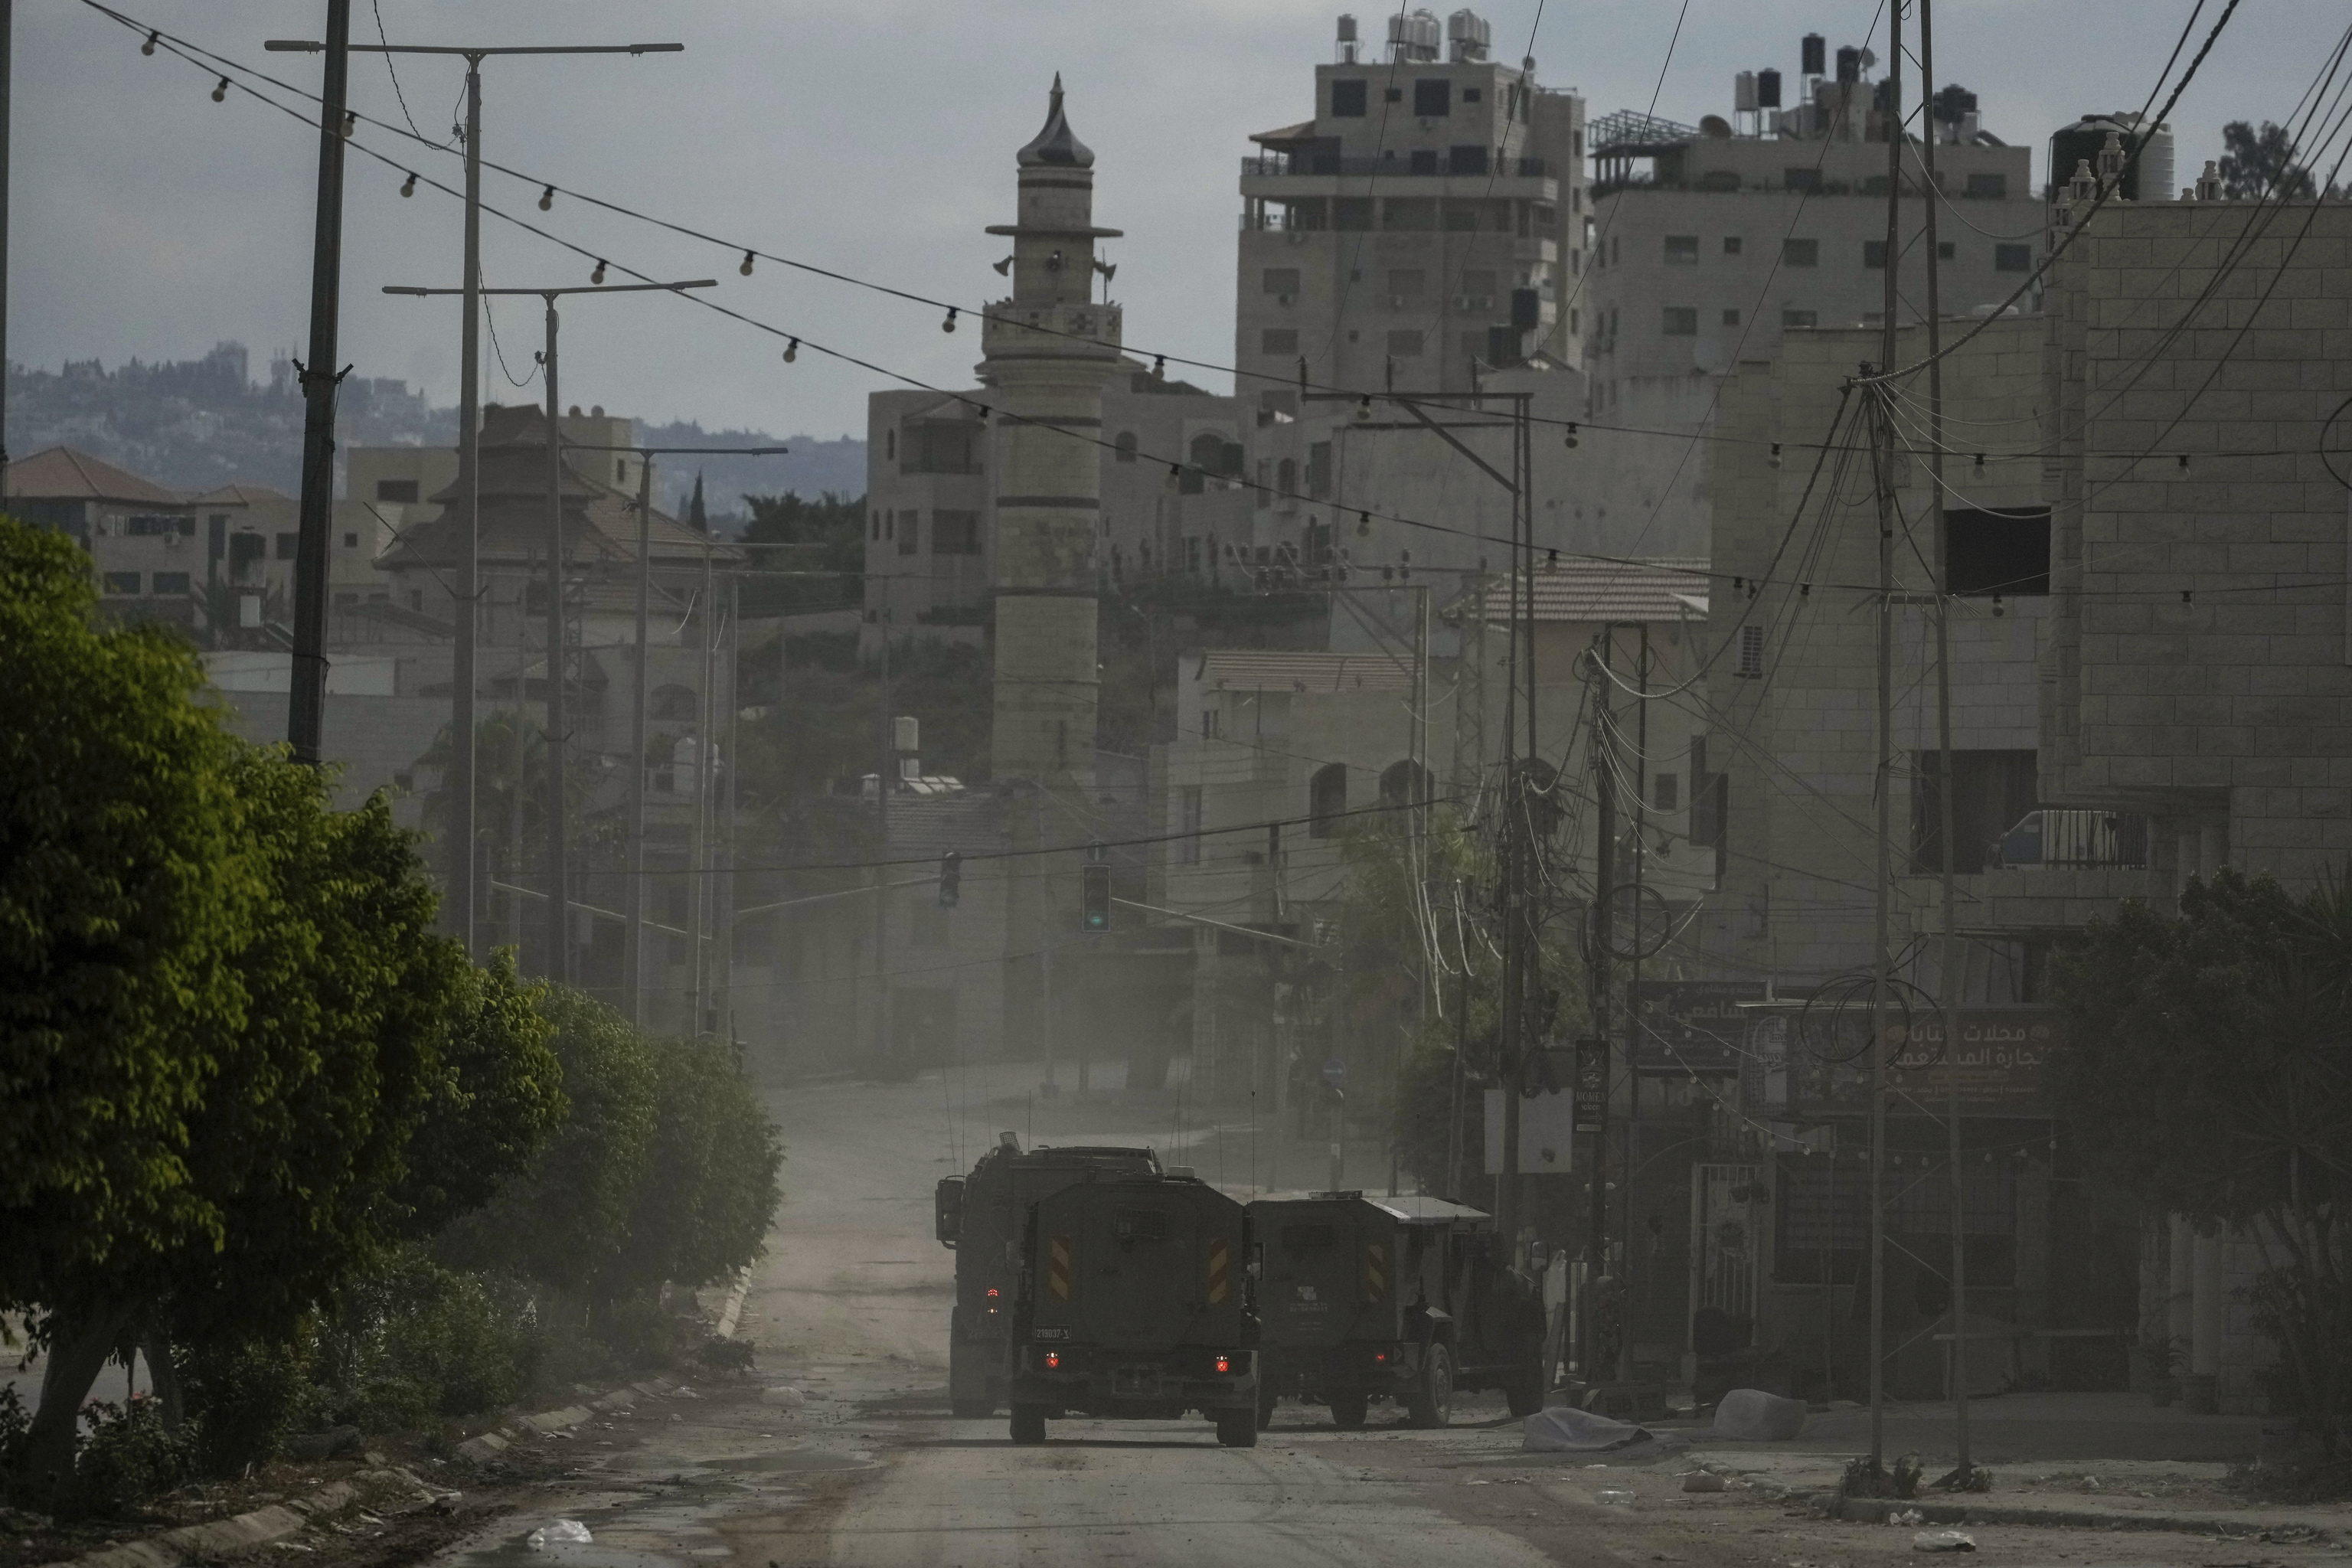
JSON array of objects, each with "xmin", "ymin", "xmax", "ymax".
[
  {"xmin": 1446, "ymin": 8, "xmax": 1492, "ymax": 61},
  {"xmin": 1834, "ymin": 44, "xmax": 1860, "ymax": 85},
  {"xmin": 1802, "ymin": 33, "xmax": 1826, "ymax": 77},
  {"xmin": 1735, "ymin": 70, "xmax": 1758, "ymax": 113},
  {"xmin": 1757, "ymin": 68, "xmax": 1783, "ymax": 109},
  {"xmin": 2049, "ymin": 113, "xmax": 2172, "ymax": 202}
]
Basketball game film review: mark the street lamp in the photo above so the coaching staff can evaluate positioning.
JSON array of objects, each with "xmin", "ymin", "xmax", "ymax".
[
  {"xmin": 269, "ymin": 35, "xmax": 682, "ymax": 959},
  {"xmin": 386, "ymin": 278, "xmax": 714, "ymax": 987}
]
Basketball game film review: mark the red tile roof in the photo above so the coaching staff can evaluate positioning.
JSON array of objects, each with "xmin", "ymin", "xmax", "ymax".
[{"xmin": 1, "ymin": 446, "xmax": 184, "ymax": 507}]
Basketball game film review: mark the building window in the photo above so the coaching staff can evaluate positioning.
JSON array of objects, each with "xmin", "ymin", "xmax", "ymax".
[
  {"xmin": 1654, "ymin": 773, "xmax": 1680, "ymax": 811},
  {"xmin": 1664, "ymin": 234, "xmax": 1699, "ymax": 264},
  {"xmin": 275, "ymin": 531, "xmax": 299, "ymax": 560},
  {"xmin": 374, "ymin": 478, "xmax": 420, "ymax": 503},
  {"xmin": 933, "ymin": 510, "xmax": 982, "ymax": 555},
  {"xmin": 1331, "ymin": 78, "xmax": 1368, "ymax": 116},
  {"xmin": 1462, "ymin": 87, "xmax": 1481, "ymax": 103},
  {"xmin": 1662, "ymin": 306, "xmax": 1699, "ymax": 336},
  {"xmin": 1723, "ymin": 308, "xmax": 1742, "ymax": 325},
  {"xmin": 1379, "ymin": 759, "xmax": 1431, "ymax": 812},
  {"xmin": 886, "ymin": 430, "xmax": 896, "ymax": 460},
  {"xmin": 1261, "ymin": 328, "xmax": 1298, "ymax": 354},
  {"xmin": 1115, "ymin": 431, "xmax": 1138, "ymax": 462},
  {"xmin": 1939, "ymin": 240, "xmax": 1956, "ymax": 260},
  {"xmin": 1570, "ymin": 308, "xmax": 1579, "ymax": 333},
  {"xmin": 152, "ymin": 572, "xmax": 190, "ymax": 596},
  {"xmin": 1965, "ymin": 172, "xmax": 2007, "ymax": 198},
  {"xmin": 1785, "ymin": 168, "xmax": 1821, "ymax": 192},
  {"xmin": 1335, "ymin": 197, "xmax": 1374, "ymax": 231},
  {"xmin": 126, "ymin": 514, "xmax": 188, "ymax": 537},
  {"xmin": 1309, "ymin": 763, "xmax": 1348, "ymax": 837},
  {"xmin": 1277, "ymin": 456, "xmax": 1297, "ymax": 501},
  {"xmin": 1863, "ymin": 240, "xmax": 1887, "ymax": 268},
  {"xmin": 1178, "ymin": 785, "xmax": 1204, "ymax": 864},
  {"xmin": 1723, "ymin": 235, "xmax": 1743, "ymax": 255},
  {"xmin": 871, "ymin": 510, "xmax": 881, "ymax": 542},
  {"xmin": 1413, "ymin": 78, "xmax": 1450, "ymax": 117},
  {"xmin": 1262, "ymin": 266, "xmax": 1302, "ymax": 296},
  {"xmin": 1945, "ymin": 507, "xmax": 2051, "ymax": 596},
  {"xmin": 1782, "ymin": 237, "xmax": 1819, "ymax": 267},
  {"xmin": 1736, "ymin": 622, "xmax": 1765, "ymax": 678},
  {"xmin": 1994, "ymin": 243, "xmax": 2033, "ymax": 272},
  {"xmin": 343, "ymin": 531, "xmax": 359, "ymax": 548},
  {"xmin": 1448, "ymin": 145, "xmax": 1488, "ymax": 176},
  {"xmin": 1911, "ymin": 750, "xmax": 2039, "ymax": 874},
  {"xmin": 1387, "ymin": 328, "xmax": 1425, "ymax": 356},
  {"xmin": 897, "ymin": 509, "xmax": 919, "ymax": 556},
  {"xmin": 1308, "ymin": 442, "xmax": 1332, "ymax": 498},
  {"xmin": 1782, "ymin": 307, "xmax": 1818, "ymax": 328},
  {"xmin": 103, "ymin": 571, "xmax": 140, "ymax": 596}
]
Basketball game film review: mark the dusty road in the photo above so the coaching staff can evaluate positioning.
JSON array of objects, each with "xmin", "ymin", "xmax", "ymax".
[{"xmin": 423, "ymin": 1062, "xmax": 2344, "ymax": 1568}]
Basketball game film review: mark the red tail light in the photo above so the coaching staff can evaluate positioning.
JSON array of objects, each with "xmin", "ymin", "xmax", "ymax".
[
  {"xmin": 1374, "ymin": 1351, "xmax": 1387, "ymax": 1364},
  {"xmin": 1046, "ymin": 1352, "xmax": 1060, "ymax": 1370},
  {"xmin": 985, "ymin": 1287, "xmax": 1000, "ymax": 1298},
  {"xmin": 1215, "ymin": 1355, "xmax": 1231, "ymax": 1374}
]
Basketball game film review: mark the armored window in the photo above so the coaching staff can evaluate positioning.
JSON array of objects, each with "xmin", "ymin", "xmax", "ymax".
[
  {"xmin": 1413, "ymin": 78, "xmax": 1450, "ymax": 117},
  {"xmin": 1113, "ymin": 1207, "xmax": 1170, "ymax": 1243},
  {"xmin": 1331, "ymin": 79, "xmax": 1368, "ymax": 117},
  {"xmin": 1994, "ymin": 243, "xmax": 2033, "ymax": 272}
]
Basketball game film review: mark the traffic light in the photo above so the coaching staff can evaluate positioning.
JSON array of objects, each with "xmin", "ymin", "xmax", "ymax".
[
  {"xmin": 1081, "ymin": 862, "xmax": 1111, "ymax": 932},
  {"xmin": 938, "ymin": 851, "xmax": 961, "ymax": 908}
]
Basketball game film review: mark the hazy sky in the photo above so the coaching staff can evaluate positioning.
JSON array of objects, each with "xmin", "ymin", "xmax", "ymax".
[{"xmin": 12, "ymin": 0, "xmax": 2336, "ymax": 440}]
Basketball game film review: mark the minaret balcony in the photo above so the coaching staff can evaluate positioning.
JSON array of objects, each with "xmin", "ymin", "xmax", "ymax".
[{"xmin": 982, "ymin": 299, "xmax": 1125, "ymax": 361}]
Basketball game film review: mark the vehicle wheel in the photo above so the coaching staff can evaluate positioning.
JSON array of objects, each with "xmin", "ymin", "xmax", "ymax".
[
  {"xmin": 1214, "ymin": 1406, "xmax": 1259, "ymax": 1448},
  {"xmin": 1406, "ymin": 1342, "xmax": 1454, "ymax": 1429},
  {"xmin": 1008, "ymin": 1403, "xmax": 1047, "ymax": 1445},
  {"xmin": 1256, "ymin": 1382, "xmax": 1278, "ymax": 1431},
  {"xmin": 1504, "ymin": 1365, "xmax": 1545, "ymax": 1417},
  {"xmin": 1328, "ymin": 1388, "xmax": 1369, "ymax": 1429}
]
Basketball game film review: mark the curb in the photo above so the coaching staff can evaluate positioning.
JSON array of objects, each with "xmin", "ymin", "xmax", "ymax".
[
  {"xmin": 1743, "ymin": 1473, "xmax": 2341, "ymax": 1543},
  {"xmin": 64, "ymin": 1466, "xmax": 452, "ymax": 1568},
  {"xmin": 455, "ymin": 1379, "xmax": 674, "ymax": 1463}
]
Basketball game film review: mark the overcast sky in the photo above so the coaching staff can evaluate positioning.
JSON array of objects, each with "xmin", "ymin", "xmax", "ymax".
[{"xmin": 11, "ymin": 0, "xmax": 2335, "ymax": 440}]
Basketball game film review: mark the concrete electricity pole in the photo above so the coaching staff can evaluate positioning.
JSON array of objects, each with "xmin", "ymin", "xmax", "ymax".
[
  {"xmin": 283, "ymin": 0, "xmax": 351, "ymax": 769},
  {"xmin": 386, "ymin": 279, "xmax": 713, "ymax": 985},
  {"xmin": 270, "ymin": 34, "xmax": 682, "ymax": 953},
  {"xmin": 564, "ymin": 441, "xmax": 786, "ymax": 1027}
]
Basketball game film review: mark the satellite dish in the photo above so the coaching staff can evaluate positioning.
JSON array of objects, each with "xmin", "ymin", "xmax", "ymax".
[
  {"xmin": 1859, "ymin": 48, "xmax": 1878, "ymax": 70},
  {"xmin": 1700, "ymin": 113, "xmax": 1733, "ymax": 139}
]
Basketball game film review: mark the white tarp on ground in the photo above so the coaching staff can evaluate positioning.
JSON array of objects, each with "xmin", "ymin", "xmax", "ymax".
[
  {"xmin": 1523, "ymin": 1406, "xmax": 1690, "ymax": 1459},
  {"xmin": 1711, "ymin": 1387, "xmax": 1808, "ymax": 1440}
]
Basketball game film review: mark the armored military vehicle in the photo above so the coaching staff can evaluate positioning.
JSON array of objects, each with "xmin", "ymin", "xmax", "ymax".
[
  {"xmin": 935, "ymin": 1134, "xmax": 1160, "ymax": 1417},
  {"xmin": 1005, "ymin": 1167, "xmax": 1260, "ymax": 1447},
  {"xmin": 1249, "ymin": 1191, "xmax": 1547, "ymax": 1429}
]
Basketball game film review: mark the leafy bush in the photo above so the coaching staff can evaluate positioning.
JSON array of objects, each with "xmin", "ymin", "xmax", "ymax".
[
  {"xmin": 307, "ymin": 1246, "xmax": 541, "ymax": 1433},
  {"xmin": 181, "ymin": 1337, "xmax": 313, "ymax": 1474},
  {"xmin": 603, "ymin": 1036, "xmax": 783, "ymax": 1299},
  {"xmin": 59, "ymin": 1396, "xmax": 197, "ymax": 1519}
]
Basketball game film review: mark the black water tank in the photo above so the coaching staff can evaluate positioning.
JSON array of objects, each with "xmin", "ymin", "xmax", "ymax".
[
  {"xmin": 1936, "ymin": 83, "xmax": 1978, "ymax": 125},
  {"xmin": 1757, "ymin": 67, "xmax": 1783, "ymax": 109},
  {"xmin": 1802, "ymin": 33, "xmax": 1825, "ymax": 76},
  {"xmin": 2049, "ymin": 114, "xmax": 2148, "ymax": 202},
  {"xmin": 1835, "ymin": 45, "xmax": 1860, "ymax": 85}
]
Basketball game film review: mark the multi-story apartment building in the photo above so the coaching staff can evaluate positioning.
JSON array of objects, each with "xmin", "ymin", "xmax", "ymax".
[
  {"xmin": 1235, "ymin": 8, "xmax": 1587, "ymax": 408},
  {"xmin": 1581, "ymin": 41, "xmax": 2043, "ymax": 564}
]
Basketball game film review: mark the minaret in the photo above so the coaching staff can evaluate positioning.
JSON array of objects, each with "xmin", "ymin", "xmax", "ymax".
[{"xmin": 982, "ymin": 76, "xmax": 1124, "ymax": 788}]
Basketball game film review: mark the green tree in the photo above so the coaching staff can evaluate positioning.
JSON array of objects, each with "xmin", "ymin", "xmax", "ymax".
[
  {"xmin": 740, "ymin": 491, "xmax": 863, "ymax": 616},
  {"xmin": 435, "ymin": 987, "xmax": 660, "ymax": 1300},
  {"xmin": 1338, "ymin": 804, "xmax": 1588, "ymax": 1194},
  {"xmin": 2218, "ymin": 119, "xmax": 2337, "ymax": 200},
  {"xmin": 0, "ymin": 518, "xmax": 254, "ymax": 1302},
  {"xmin": 603, "ymin": 1036, "xmax": 784, "ymax": 1298},
  {"xmin": 2049, "ymin": 870, "xmax": 2352, "ymax": 1453}
]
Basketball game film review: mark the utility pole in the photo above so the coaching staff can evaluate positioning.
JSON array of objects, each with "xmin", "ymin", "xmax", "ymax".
[
  {"xmin": 564, "ymin": 442, "xmax": 785, "ymax": 1027},
  {"xmin": 874, "ymin": 580, "xmax": 893, "ymax": 1063},
  {"xmin": 688, "ymin": 540, "xmax": 716, "ymax": 1027},
  {"xmin": 270, "ymin": 36, "xmax": 680, "ymax": 955},
  {"xmin": 1867, "ymin": 0, "xmax": 1906, "ymax": 1476},
  {"xmin": 1619, "ymin": 625, "xmax": 1650, "ymax": 1383},
  {"xmin": 1918, "ymin": 0, "xmax": 1973, "ymax": 1474},
  {"xmin": 284, "ymin": 0, "xmax": 351, "ymax": 768},
  {"xmin": 1586, "ymin": 627, "xmax": 1615, "ymax": 1379},
  {"xmin": 384, "ymin": 277, "xmax": 711, "ymax": 987},
  {"xmin": 2, "ymin": 0, "xmax": 16, "ymax": 491}
]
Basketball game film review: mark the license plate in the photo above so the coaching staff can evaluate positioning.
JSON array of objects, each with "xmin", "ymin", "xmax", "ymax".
[{"xmin": 1112, "ymin": 1367, "xmax": 1161, "ymax": 1396}]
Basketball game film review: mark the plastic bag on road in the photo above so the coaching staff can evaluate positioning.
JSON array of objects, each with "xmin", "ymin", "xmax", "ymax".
[
  {"xmin": 1594, "ymin": 1488, "xmax": 1637, "ymax": 1508},
  {"xmin": 1913, "ymin": 1531, "xmax": 1976, "ymax": 1552},
  {"xmin": 526, "ymin": 1521, "xmax": 593, "ymax": 1550}
]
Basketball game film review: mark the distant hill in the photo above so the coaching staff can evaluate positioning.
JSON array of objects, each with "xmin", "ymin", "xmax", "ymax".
[{"xmin": 4, "ymin": 342, "xmax": 865, "ymax": 518}]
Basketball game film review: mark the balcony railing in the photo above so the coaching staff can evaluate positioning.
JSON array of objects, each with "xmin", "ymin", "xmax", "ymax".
[
  {"xmin": 1242, "ymin": 153, "xmax": 1554, "ymax": 180},
  {"xmin": 1994, "ymin": 808, "xmax": 2150, "ymax": 871}
]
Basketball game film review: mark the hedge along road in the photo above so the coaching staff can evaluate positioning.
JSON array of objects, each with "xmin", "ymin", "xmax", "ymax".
[{"xmin": 417, "ymin": 1060, "xmax": 2352, "ymax": 1568}]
